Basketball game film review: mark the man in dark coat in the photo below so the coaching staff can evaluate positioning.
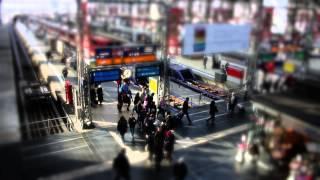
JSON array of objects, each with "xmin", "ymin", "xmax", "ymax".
[
  {"xmin": 128, "ymin": 114, "xmax": 136, "ymax": 141},
  {"xmin": 154, "ymin": 127, "xmax": 165, "ymax": 171},
  {"xmin": 179, "ymin": 97, "xmax": 192, "ymax": 125},
  {"xmin": 173, "ymin": 158, "xmax": 188, "ymax": 180},
  {"xmin": 96, "ymin": 84, "xmax": 103, "ymax": 105},
  {"xmin": 113, "ymin": 148, "xmax": 130, "ymax": 180},
  {"xmin": 146, "ymin": 132, "xmax": 155, "ymax": 161},
  {"xmin": 207, "ymin": 100, "xmax": 218, "ymax": 125},
  {"xmin": 133, "ymin": 93, "xmax": 140, "ymax": 114},
  {"xmin": 117, "ymin": 116, "xmax": 128, "ymax": 141}
]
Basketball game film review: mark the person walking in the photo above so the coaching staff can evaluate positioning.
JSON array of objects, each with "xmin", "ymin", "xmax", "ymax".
[
  {"xmin": 179, "ymin": 97, "xmax": 192, "ymax": 125},
  {"xmin": 164, "ymin": 130, "xmax": 175, "ymax": 161},
  {"xmin": 203, "ymin": 55, "xmax": 208, "ymax": 69},
  {"xmin": 97, "ymin": 84, "xmax": 103, "ymax": 105},
  {"xmin": 113, "ymin": 148, "xmax": 130, "ymax": 180},
  {"xmin": 128, "ymin": 114, "xmax": 136, "ymax": 141},
  {"xmin": 117, "ymin": 116, "xmax": 128, "ymax": 141},
  {"xmin": 173, "ymin": 158, "xmax": 188, "ymax": 180},
  {"xmin": 207, "ymin": 100, "xmax": 218, "ymax": 125}
]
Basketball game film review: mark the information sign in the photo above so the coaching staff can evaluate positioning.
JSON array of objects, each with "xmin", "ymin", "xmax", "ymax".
[
  {"xmin": 135, "ymin": 64, "xmax": 161, "ymax": 78},
  {"xmin": 90, "ymin": 69, "xmax": 121, "ymax": 83},
  {"xmin": 95, "ymin": 45, "xmax": 157, "ymax": 66}
]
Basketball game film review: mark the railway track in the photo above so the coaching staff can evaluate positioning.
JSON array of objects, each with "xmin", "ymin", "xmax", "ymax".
[{"xmin": 10, "ymin": 22, "xmax": 73, "ymax": 140}]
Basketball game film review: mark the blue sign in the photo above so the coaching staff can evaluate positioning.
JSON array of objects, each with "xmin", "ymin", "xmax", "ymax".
[
  {"xmin": 136, "ymin": 65, "xmax": 161, "ymax": 78},
  {"xmin": 91, "ymin": 69, "xmax": 121, "ymax": 83}
]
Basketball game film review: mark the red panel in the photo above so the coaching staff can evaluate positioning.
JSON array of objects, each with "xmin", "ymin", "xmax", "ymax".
[{"xmin": 226, "ymin": 66, "xmax": 244, "ymax": 79}]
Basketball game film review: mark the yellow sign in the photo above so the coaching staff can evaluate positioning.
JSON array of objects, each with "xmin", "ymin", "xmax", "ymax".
[
  {"xmin": 283, "ymin": 61, "xmax": 295, "ymax": 73},
  {"xmin": 149, "ymin": 77, "xmax": 158, "ymax": 94}
]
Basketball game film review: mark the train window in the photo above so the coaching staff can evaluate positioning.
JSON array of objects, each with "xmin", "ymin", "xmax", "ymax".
[
  {"xmin": 180, "ymin": 69, "xmax": 194, "ymax": 80},
  {"xmin": 169, "ymin": 69, "xmax": 182, "ymax": 80}
]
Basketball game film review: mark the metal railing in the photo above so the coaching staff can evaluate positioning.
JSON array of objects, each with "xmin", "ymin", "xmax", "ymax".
[
  {"xmin": 21, "ymin": 116, "xmax": 74, "ymax": 135},
  {"xmin": 169, "ymin": 92, "xmax": 217, "ymax": 108}
]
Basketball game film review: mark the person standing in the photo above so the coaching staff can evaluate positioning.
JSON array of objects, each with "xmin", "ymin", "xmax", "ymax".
[
  {"xmin": 146, "ymin": 132, "xmax": 155, "ymax": 162},
  {"xmin": 117, "ymin": 93, "xmax": 123, "ymax": 113},
  {"xmin": 147, "ymin": 93, "xmax": 155, "ymax": 112},
  {"xmin": 158, "ymin": 97, "xmax": 166, "ymax": 118},
  {"xmin": 62, "ymin": 66, "xmax": 68, "ymax": 78},
  {"xmin": 164, "ymin": 130, "xmax": 175, "ymax": 161},
  {"xmin": 90, "ymin": 87, "xmax": 97, "ymax": 106},
  {"xmin": 133, "ymin": 92, "xmax": 140, "ymax": 114},
  {"xmin": 113, "ymin": 149, "xmax": 130, "ymax": 180},
  {"xmin": 154, "ymin": 127, "xmax": 165, "ymax": 171},
  {"xmin": 173, "ymin": 158, "xmax": 188, "ymax": 180},
  {"xmin": 97, "ymin": 84, "xmax": 103, "ymax": 105},
  {"xmin": 228, "ymin": 92, "xmax": 238, "ymax": 114},
  {"xmin": 128, "ymin": 114, "xmax": 136, "ymax": 141},
  {"xmin": 203, "ymin": 55, "xmax": 208, "ymax": 69},
  {"xmin": 117, "ymin": 116, "xmax": 128, "ymax": 141},
  {"xmin": 179, "ymin": 97, "xmax": 192, "ymax": 125},
  {"xmin": 207, "ymin": 100, "xmax": 218, "ymax": 125}
]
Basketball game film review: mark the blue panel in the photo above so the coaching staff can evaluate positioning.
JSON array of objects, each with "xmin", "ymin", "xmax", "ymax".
[
  {"xmin": 136, "ymin": 65, "xmax": 160, "ymax": 78},
  {"xmin": 91, "ymin": 69, "xmax": 121, "ymax": 83},
  {"xmin": 95, "ymin": 48, "xmax": 112, "ymax": 59}
]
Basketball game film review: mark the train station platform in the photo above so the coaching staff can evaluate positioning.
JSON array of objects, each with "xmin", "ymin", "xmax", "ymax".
[
  {"xmin": 0, "ymin": 25, "xmax": 20, "ymax": 145},
  {"xmin": 0, "ymin": 25, "xmax": 21, "ymax": 179}
]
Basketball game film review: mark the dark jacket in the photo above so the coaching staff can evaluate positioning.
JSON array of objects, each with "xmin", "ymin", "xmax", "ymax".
[
  {"xmin": 182, "ymin": 100, "xmax": 189, "ymax": 113},
  {"xmin": 97, "ymin": 87, "xmax": 103, "ymax": 100},
  {"xmin": 113, "ymin": 153, "xmax": 130, "ymax": 174},
  {"xmin": 164, "ymin": 132, "xmax": 175, "ymax": 152},
  {"xmin": 209, "ymin": 101, "xmax": 218, "ymax": 115},
  {"xmin": 117, "ymin": 119, "xmax": 128, "ymax": 135},
  {"xmin": 133, "ymin": 94, "xmax": 140, "ymax": 105},
  {"xmin": 128, "ymin": 117, "xmax": 136, "ymax": 129},
  {"xmin": 173, "ymin": 161, "xmax": 188, "ymax": 180}
]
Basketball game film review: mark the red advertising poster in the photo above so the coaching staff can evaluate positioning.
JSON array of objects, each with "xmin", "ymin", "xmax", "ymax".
[{"xmin": 226, "ymin": 66, "xmax": 244, "ymax": 79}]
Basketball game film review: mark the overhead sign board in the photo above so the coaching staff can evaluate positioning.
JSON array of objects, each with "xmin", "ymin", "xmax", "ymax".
[
  {"xmin": 90, "ymin": 69, "xmax": 121, "ymax": 83},
  {"xmin": 135, "ymin": 64, "xmax": 161, "ymax": 78},
  {"xmin": 95, "ymin": 45, "xmax": 157, "ymax": 66},
  {"xmin": 183, "ymin": 24, "xmax": 251, "ymax": 55}
]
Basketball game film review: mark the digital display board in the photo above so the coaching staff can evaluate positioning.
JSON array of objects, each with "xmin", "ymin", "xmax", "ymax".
[
  {"xmin": 95, "ymin": 45, "xmax": 157, "ymax": 66},
  {"xmin": 135, "ymin": 64, "xmax": 161, "ymax": 78},
  {"xmin": 183, "ymin": 24, "xmax": 251, "ymax": 55},
  {"xmin": 90, "ymin": 69, "xmax": 121, "ymax": 83}
]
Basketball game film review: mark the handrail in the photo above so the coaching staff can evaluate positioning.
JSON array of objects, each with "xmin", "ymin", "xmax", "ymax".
[{"xmin": 20, "ymin": 117, "xmax": 68, "ymax": 126}]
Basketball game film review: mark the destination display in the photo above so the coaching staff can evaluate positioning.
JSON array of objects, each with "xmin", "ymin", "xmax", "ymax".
[
  {"xmin": 90, "ymin": 69, "xmax": 121, "ymax": 83},
  {"xmin": 95, "ymin": 45, "xmax": 157, "ymax": 66},
  {"xmin": 135, "ymin": 64, "xmax": 161, "ymax": 78}
]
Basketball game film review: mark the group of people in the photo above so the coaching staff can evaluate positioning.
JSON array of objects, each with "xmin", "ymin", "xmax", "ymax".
[
  {"xmin": 112, "ymin": 148, "xmax": 188, "ymax": 180},
  {"xmin": 116, "ymin": 84, "xmax": 185, "ymax": 171}
]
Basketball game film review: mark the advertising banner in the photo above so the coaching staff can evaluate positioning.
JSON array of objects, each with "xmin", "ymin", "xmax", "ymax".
[{"xmin": 183, "ymin": 24, "xmax": 251, "ymax": 55}]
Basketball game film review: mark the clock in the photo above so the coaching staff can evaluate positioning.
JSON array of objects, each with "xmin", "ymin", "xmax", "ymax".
[{"xmin": 122, "ymin": 69, "xmax": 132, "ymax": 79}]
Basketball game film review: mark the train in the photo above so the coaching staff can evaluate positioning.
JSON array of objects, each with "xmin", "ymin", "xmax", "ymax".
[
  {"xmin": 28, "ymin": 16, "xmax": 124, "ymax": 57},
  {"xmin": 15, "ymin": 21, "xmax": 49, "ymax": 69},
  {"xmin": 169, "ymin": 63, "xmax": 229, "ymax": 101}
]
